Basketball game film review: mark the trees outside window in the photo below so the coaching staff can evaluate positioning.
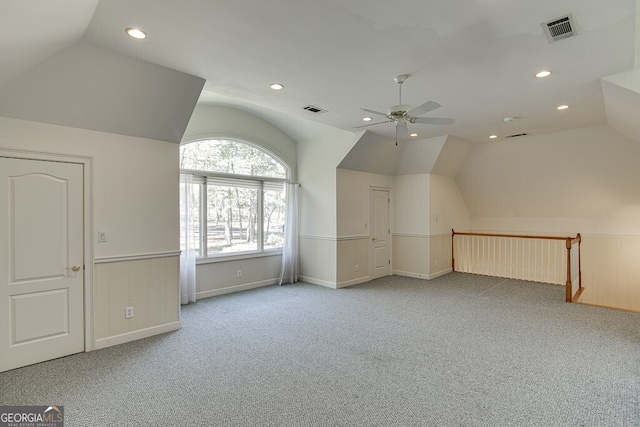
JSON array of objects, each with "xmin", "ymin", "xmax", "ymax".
[{"xmin": 180, "ymin": 139, "xmax": 288, "ymax": 257}]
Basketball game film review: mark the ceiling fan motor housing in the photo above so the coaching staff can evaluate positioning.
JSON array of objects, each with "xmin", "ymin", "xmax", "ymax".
[{"xmin": 387, "ymin": 104, "xmax": 413, "ymax": 117}]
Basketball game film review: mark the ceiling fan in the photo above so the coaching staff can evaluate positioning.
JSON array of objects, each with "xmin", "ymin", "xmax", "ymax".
[{"xmin": 356, "ymin": 75, "xmax": 455, "ymax": 144}]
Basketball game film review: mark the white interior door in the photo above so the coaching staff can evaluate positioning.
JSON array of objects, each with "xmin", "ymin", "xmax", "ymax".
[
  {"xmin": 0, "ymin": 157, "xmax": 84, "ymax": 372},
  {"xmin": 370, "ymin": 189, "xmax": 391, "ymax": 279}
]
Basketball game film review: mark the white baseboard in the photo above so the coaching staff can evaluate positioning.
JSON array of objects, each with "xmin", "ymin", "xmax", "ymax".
[
  {"xmin": 196, "ymin": 279, "xmax": 278, "ymax": 300},
  {"xmin": 393, "ymin": 268, "xmax": 453, "ymax": 280},
  {"xmin": 298, "ymin": 275, "xmax": 337, "ymax": 289},
  {"xmin": 429, "ymin": 268, "xmax": 453, "ymax": 279},
  {"xmin": 336, "ymin": 276, "xmax": 371, "ymax": 289},
  {"xmin": 393, "ymin": 270, "xmax": 431, "ymax": 280},
  {"xmin": 94, "ymin": 321, "xmax": 182, "ymax": 350}
]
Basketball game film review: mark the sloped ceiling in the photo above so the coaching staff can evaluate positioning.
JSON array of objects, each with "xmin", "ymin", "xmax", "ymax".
[
  {"xmin": 79, "ymin": 0, "xmax": 634, "ymax": 144},
  {"xmin": 395, "ymin": 136, "xmax": 448, "ymax": 175},
  {"xmin": 0, "ymin": 0, "xmax": 637, "ymax": 145},
  {"xmin": 602, "ymin": 70, "xmax": 640, "ymax": 144},
  {"xmin": 339, "ymin": 133, "xmax": 470, "ymax": 177},
  {"xmin": 395, "ymin": 135, "xmax": 470, "ymax": 176},
  {"xmin": 338, "ymin": 131, "xmax": 405, "ymax": 176},
  {"xmin": 455, "ymin": 125, "xmax": 640, "ymax": 224},
  {"xmin": 430, "ymin": 136, "xmax": 470, "ymax": 177},
  {"xmin": 0, "ymin": 42, "xmax": 204, "ymax": 143},
  {"xmin": 0, "ymin": 0, "xmax": 99, "ymax": 88}
]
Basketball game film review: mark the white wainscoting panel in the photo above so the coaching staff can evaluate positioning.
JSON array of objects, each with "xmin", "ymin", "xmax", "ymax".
[
  {"xmin": 94, "ymin": 255, "xmax": 179, "ymax": 345},
  {"xmin": 299, "ymin": 236, "xmax": 337, "ymax": 288},
  {"xmin": 195, "ymin": 254, "xmax": 281, "ymax": 299},
  {"xmin": 393, "ymin": 234, "xmax": 430, "ymax": 279},
  {"xmin": 337, "ymin": 236, "xmax": 370, "ymax": 288},
  {"xmin": 580, "ymin": 235, "xmax": 640, "ymax": 312},
  {"xmin": 393, "ymin": 233, "xmax": 453, "ymax": 280},
  {"xmin": 430, "ymin": 233, "xmax": 453, "ymax": 279}
]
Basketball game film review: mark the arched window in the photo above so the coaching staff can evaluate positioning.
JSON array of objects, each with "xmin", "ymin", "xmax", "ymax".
[
  {"xmin": 180, "ymin": 138, "xmax": 289, "ymax": 258},
  {"xmin": 181, "ymin": 139, "xmax": 288, "ymax": 178}
]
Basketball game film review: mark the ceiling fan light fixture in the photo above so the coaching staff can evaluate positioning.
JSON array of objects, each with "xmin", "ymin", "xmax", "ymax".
[
  {"xmin": 126, "ymin": 27, "xmax": 147, "ymax": 39},
  {"xmin": 269, "ymin": 83, "xmax": 284, "ymax": 90},
  {"xmin": 410, "ymin": 133, "xmax": 418, "ymax": 137},
  {"xmin": 363, "ymin": 117, "xmax": 372, "ymax": 122},
  {"xmin": 489, "ymin": 135, "xmax": 498, "ymax": 139},
  {"xmin": 557, "ymin": 104, "xmax": 569, "ymax": 110}
]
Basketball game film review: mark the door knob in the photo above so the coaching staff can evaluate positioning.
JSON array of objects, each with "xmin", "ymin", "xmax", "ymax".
[
  {"xmin": 372, "ymin": 238, "xmax": 377, "ymax": 241},
  {"xmin": 71, "ymin": 265, "xmax": 81, "ymax": 272}
]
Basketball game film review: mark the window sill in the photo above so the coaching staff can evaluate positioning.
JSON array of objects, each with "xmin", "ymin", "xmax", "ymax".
[{"xmin": 196, "ymin": 250, "xmax": 283, "ymax": 265}]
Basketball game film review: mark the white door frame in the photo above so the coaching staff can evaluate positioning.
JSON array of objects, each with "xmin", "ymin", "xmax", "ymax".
[
  {"xmin": 0, "ymin": 148, "xmax": 94, "ymax": 352},
  {"xmin": 369, "ymin": 186, "xmax": 391, "ymax": 279}
]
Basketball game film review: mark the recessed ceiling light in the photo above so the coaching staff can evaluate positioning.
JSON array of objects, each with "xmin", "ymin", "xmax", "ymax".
[
  {"xmin": 363, "ymin": 117, "xmax": 372, "ymax": 122},
  {"xmin": 410, "ymin": 133, "xmax": 418, "ymax": 137},
  {"xmin": 269, "ymin": 83, "xmax": 284, "ymax": 90},
  {"xmin": 557, "ymin": 104, "xmax": 570, "ymax": 110},
  {"xmin": 535, "ymin": 70, "xmax": 552, "ymax": 78},
  {"xmin": 489, "ymin": 135, "xmax": 498, "ymax": 139},
  {"xmin": 125, "ymin": 27, "xmax": 147, "ymax": 39}
]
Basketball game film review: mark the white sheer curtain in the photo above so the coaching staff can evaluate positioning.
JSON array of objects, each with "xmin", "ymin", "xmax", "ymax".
[
  {"xmin": 180, "ymin": 174, "xmax": 197, "ymax": 304},
  {"xmin": 279, "ymin": 182, "xmax": 300, "ymax": 285}
]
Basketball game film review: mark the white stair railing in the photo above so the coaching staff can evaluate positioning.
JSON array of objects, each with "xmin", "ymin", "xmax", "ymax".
[{"xmin": 452, "ymin": 230, "xmax": 582, "ymax": 302}]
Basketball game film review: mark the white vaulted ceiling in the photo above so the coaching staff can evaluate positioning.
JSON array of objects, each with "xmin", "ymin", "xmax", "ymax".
[
  {"xmin": 0, "ymin": 0, "xmax": 637, "ymax": 144},
  {"xmin": 0, "ymin": 0, "xmax": 100, "ymax": 88}
]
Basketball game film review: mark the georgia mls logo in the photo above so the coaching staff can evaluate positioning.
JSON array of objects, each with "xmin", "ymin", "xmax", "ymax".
[{"xmin": 0, "ymin": 405, "xmax": 64, "ymax": 427}]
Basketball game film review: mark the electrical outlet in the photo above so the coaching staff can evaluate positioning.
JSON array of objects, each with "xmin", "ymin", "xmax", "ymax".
[
  {"xmin": 98, "ymin": 231, "xmax": 107, "ymax": 242},
  {"xmin": 125, "ymin": 306, "xmax": 134, "ymax": 319},
  {"xmin": 355, "ymin": 264, "xmax": 359, "ymax": 272},
  {"xmin": 435, "ymin": 259, "xmax": 439, "ymax": 266},
  {"xmin": 237, "ymin": 269, "xmax": 242, "ymax": 278}
]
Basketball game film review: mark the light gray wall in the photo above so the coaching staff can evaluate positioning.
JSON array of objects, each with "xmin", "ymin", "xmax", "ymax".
[
  {"xmin": 336, "ymin": 168, "xmax": 394, "ymax": 238},
  {"xmin": 297, "ymin": 129, "xmax": 358, "ymax": 287},
  {"xmin": 298, "ymin": 130, "xmax": 357, "ymax": 238},
  {"xmin": 0, "ymin": 117, "xmax": 179, "ymax": 256},
  {"xmin": 455, "ymin": 124, "xmax": 640, "ymax": 235},
  {"xmin": 183, "ymin": 104, "xmax": 297, "ymax": 178}
]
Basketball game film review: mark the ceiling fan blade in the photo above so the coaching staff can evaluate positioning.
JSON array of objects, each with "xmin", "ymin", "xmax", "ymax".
[
  {"xmin": 396, "ymin": 121, "xmax": 408, "ymax": 137},
  {"xmin": 412, "ymin": 117, "xmax": 455, "ymax": 126},
  {"xmin": 361, "ymin": 108, "xmax": 391, "ymax": 119},
  {"xmin": 353, "ymin": 120, "xmax": 394, "ymax": 129},
  {"xmin": 406, "ymin": 101, "xmax": 441, "ymax": 117}
]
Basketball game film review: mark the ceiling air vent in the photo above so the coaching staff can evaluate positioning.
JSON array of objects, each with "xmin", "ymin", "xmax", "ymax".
[
  {"xmin": 505, "ymin": 133, "xmax": 529, "ymax": 139},
  {"xmin": 302, "ymin": 105, "xmax": 328, "ymax": 114},
  {"xmin": 542, "ymin": 14, "xmax": 577, "ymax": 43}
]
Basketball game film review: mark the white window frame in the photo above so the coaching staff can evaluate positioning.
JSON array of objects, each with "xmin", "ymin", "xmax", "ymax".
[{"xmin": 180, "ymin": 138, "xmax": 290, "ymax": 263}]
